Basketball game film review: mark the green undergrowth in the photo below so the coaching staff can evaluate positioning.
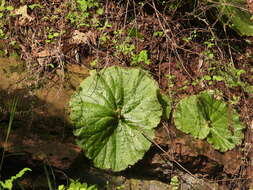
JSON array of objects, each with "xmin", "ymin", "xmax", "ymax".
[
  {"xmin": 109, "ymin": 29, "xmax": 151, "ymax": 66},
  {"xmin": 0, "ymin": 168, "xmax": 31, "ymax": 190},
  {"xmin": 58, "ymin": 179, "xmax": 98, "ymax": 190},
  {"xmin": 0, "ymin": 0, "xmax": 14, "ymax": 39},
  {"xmin": 67, "ymin": 0, "xmax": 104, "ymax": 27}
]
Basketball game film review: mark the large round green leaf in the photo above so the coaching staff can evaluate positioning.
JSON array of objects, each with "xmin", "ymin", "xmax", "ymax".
[
  {"xmin": 174, "ymin": 91, "xmax": 245, "ymax": 152},
  {"xmin": 70, "ymin": 66, "xmax": 162, "ymax": 171}
]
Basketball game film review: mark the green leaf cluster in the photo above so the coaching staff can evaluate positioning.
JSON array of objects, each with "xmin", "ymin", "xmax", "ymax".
[
  {"xmin": 115, "ymin": 40, "xmax": 135, "ymax": 56},
  {"xmin": 0, "ymin": 0, "xmax": 14, "ymax": 18},
  {"xmin": 0, "ymin": 0, "xmax": 14, "ymax": 39},
  {"xmin": 113, "ymin": 35, "xmax": 151, "ymax": 66},
  {"xmin": 67, "ymin": 0, "xmax": 103, "ymax": 27},
  {"xmin": 131, "ymin": 50, "xmax": 151, "ymax": 65},
  {"xmin": 170, "ymin": 176, "xmax": 180, "ymax": 190},
  {"xmin": 58, "ymin": 179, "xmax": 98, "ymax": 190}
]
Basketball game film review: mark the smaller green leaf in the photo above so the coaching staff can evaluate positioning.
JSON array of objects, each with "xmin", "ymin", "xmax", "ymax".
[
  {"xmin": 47, "ymin": 34, "xmax": 54, "ymax": 39},
  {"xmin": 174, "ymin": 91, "xmax": 245, "ymax": 152},
  {"xmin": 236, "ymin": 69, "xmax": 246, "ymax": 76},
  {"xmin": 28, "ymin": 4, "xmax": 44, "ymax": 10},
  {"xmin": 213, "ymin": 75, "xmax": 224, "ymax": 81},
  {"xmin": 6, "ymin": 6, "xmax": 14, "ymax": 11},
  {"xmin": 153, "ymin": 31, "xmax": 164, "ymax": 37},
  {"xmin": 53, "ymin": 32, "xmax": 60, "ymax": 37},
  {"xmin": 170, "ymin": 176, "xmax": 180, "ymax": 190},
  {"xmin": 0, "ymin": 6, "xmax": 5, "ymax": 12},
  {"xmin": 58, "ymin": 185, "xmax": 65, "ymax": 190},
  {"xmin": 96, "ymin": 8, "xmax": 103, "ymax": 15},
  {"xmin": 203, "ymin": 75, "xmax": 212, "ymax": 81},
  {"xmin": 0, "ymin": 29, "xmax": 5, "ymax": 38},
  {"xmin": 174, "ymin": 93, "xmax": 210, "ymax": 139},
  {"xmin": 90, "ymin": 59, "xmax": 98, "ymax": 67}
]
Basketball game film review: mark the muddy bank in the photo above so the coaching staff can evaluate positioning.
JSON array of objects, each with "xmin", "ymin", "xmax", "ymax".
[
  {"xmin": 0, "ymin": 56, "xmax": 172, "ymax": 190},
  {"xmin": 0, "ymin": 56, "xmax": 249, "ymax": 190}
]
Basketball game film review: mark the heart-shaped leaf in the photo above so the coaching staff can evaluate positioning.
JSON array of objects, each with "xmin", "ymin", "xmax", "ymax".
[
  {"xmin": 174, "ymin": 91, "xmax": 245, "ymax": 152},
  {"xmin": 70, "ymin": 66, "xmax": 162, "ymax": 171}
]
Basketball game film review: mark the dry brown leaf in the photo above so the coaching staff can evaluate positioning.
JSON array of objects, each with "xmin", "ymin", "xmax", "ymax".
[
  {"xmin": 69, "ymin": 30, "xmax": 97, "ymax": 45},
  {"xmin": 13, "ymin": 5, "xmax": 34, "ymax": 25},
  {"xmin": 33, "ymin": 47, "xmax": 60, "ymax": 58},
  {"xmin": 247, "ymin": 0, "xmax": 253, "ymax": 14},
  {"xmin": 66, "ymin": 64, "xmax": 89, "ymax": 75}
]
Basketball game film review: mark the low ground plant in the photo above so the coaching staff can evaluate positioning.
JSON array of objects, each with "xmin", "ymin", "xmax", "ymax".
[
  {"xmin": 69, "ymin": 66, "xmax": 245, "ymax": 171},
  {"xmin": 58, "ymin": 179, "xmax": 98, "ymax": 190},
  {"xmin": 0, "ymin": 0, "xmax": 14, "ymax": 39},
  {"xmin": 0, "ymin": 168, "xmax": 31, "ymax": 190},
  {"xmin": 67, "ymin": 0, "xmax": 103, "ymax": 27},
  {"xmin": 69, "ymin": 66, "xmax": 164, "ymax": 171}
]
